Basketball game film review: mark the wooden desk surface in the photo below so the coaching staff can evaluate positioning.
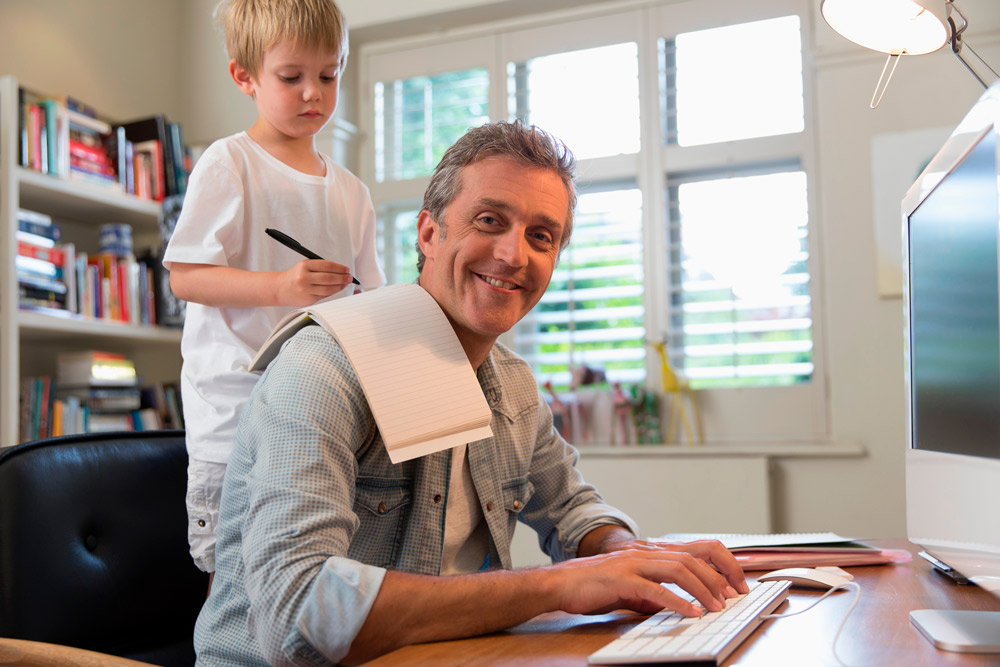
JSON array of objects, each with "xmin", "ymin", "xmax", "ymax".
[{"xmin": 367, "ymin": 540, "xmax": 1000, "ymax": 666}]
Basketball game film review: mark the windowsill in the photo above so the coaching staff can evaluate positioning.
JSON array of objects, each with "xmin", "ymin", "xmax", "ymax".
[{"xmin": 575, "ymin": 441, "xmax": 865, "ymax": 458}]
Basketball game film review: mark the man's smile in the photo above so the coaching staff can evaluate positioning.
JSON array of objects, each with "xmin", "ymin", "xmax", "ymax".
[{"xmin": 477, "ymin": 273, "xmax": 521, "ymax": 290}]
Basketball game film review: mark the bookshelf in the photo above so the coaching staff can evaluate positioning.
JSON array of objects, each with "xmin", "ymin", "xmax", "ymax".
[{"xmin": 0, "ymin": 75, "xmax": 183, "ymax": 447}]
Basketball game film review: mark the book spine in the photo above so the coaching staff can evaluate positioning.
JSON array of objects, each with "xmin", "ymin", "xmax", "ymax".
[
  {"xmin": 17, "ymin": 218, "xmax": 61, "ymax": 242},
  {"xmin": 18, "ymin": 87, "xmax": 28, "ymax": 167},
  {"xmin": 17, "ymin": 241, "xmax": 66, "ymax": 265},
  {"xmin": 42, "ymin": 99, "xmax": 59, "ymax": 176}
]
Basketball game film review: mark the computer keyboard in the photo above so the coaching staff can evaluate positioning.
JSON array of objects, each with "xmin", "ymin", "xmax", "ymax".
[{"xmin": 588, "ymin": 579, "xmax": 792, "ymax": 664}]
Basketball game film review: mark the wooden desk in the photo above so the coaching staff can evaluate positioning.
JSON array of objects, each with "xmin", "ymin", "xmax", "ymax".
[{"xmin": 367, "ymin": 540, "xmax": 1000, "ymax": 666}]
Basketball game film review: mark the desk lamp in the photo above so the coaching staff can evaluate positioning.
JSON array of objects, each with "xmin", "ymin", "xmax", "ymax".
[{"xmin": 821, "ymin": 0, "xmax": 999, "ymax": 107}]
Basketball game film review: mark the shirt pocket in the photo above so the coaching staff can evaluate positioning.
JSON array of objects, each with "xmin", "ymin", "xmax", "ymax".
[
  {"xmin": 500, "ymin": 476, "xmax": 535, "ymax": 546},
  {"xmin": 501, "ymin": 476, "xmax": 535, "ymax": 515},
  {"xmin": 350, "ymin": 476, "xmax": 412, "ymax": 567}
]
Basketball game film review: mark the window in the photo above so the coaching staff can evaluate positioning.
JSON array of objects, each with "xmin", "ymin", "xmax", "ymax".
[
  {"xmin": 666, "ymin": 167, "xmax": 813, "ymax": 388},
  {"xmin": 507, "ymin": 42, "xmax": 641, "ymax": 160},
  {"xmin": 362, "ymin": 0, "xmax": 826, "ymax": 442},
  {"xmin": 374, "ymin": 68, "xmax": 489, "ymax": 182},
  {"xmin": 664, "ymin": 15, "xmax": 804, "ymax": 147},
  {"xmin": 377, "ymin": 204, "xmax": 421, "ymax": 285},
  {"xmin": 516, "ymin": 187, "xmax": 645, "ymax": 389},
  {"xmin": 660, "ymin": 9, "xmax": 813, "ymax": 390}
]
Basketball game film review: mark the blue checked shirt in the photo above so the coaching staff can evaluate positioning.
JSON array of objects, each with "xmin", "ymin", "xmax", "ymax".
[{"xmin": 194, "ymin": 326, "xmax": 639, "ymax": 666}]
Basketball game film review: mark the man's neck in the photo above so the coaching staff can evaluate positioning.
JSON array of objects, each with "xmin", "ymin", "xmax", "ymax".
[{"xmin": 416, "ymin": 276, "xmax": 495, "ymax": 370}]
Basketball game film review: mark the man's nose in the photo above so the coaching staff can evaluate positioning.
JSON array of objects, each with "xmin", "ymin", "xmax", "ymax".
[{"xmin": 495, "ymin": 230, "xmax": 529, "ymax": 267}]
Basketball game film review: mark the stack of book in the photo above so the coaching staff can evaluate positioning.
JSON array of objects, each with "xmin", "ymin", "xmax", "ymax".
[
  {"xmin": 68, "ymin": 112, "xmax": 119, "ymax": 189},
  {"xmin": 46, "ymin": 350, "xmax": 173, "ymax": 435},
  {"xmin": 19, "ymin": 353, "xmax": 184, "ymax": 442},
  {"xmin": 121, "ymin": 115, "xmax": 189, "ymax": 201},
  {"xmin": 16, "ymin": 208, "xmax": 76, "ymax": 316},
  {"xmin": 17, "ymin": 86, "xmax": 190, "ymax": 202},
  {"xmin": 74, "ymin": 223, "xmax": 158, "ymax": 325}
]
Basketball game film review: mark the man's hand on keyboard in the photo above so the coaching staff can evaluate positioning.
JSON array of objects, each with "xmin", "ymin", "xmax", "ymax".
[{"xmin": 547, "ymin": 536, "xmax": 749, "ymax": 619}]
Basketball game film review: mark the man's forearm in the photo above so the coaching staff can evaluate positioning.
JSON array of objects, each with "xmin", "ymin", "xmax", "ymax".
[
  {"xmin": 577, "ymin": 524, "xmax": 639, "ymax": 557},
  {"xmin": 342, "ymin": 567, "xmax": 559, "ymax": 664}
]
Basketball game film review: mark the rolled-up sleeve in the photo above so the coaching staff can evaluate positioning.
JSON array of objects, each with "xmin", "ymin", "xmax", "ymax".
[{"xmin": 521, "ymin": 390, "xmax": 640, "ymax": 562}]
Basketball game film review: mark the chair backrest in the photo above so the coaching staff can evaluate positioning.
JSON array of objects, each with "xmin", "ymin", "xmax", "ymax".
[{"xmin": 0, "ymin": 430, "xmax": 208, "ymax": 667}]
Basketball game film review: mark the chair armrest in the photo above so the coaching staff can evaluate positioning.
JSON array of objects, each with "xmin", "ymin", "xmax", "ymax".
[{"xmin": 0, "ymin": 638, "xmax": 158, "ymax": 666}]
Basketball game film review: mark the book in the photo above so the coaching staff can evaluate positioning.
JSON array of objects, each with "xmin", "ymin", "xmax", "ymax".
[
  {"xmin": 167, "ymin": 121, "xmax": 187, "ymax": 194},
  {"xmin": 121, "ymin": 115, "xmax": 176, "ymax": 196},
  {"xmin": 57, "ymin": 350, "xmax": 137, "ymax": 388},
  {"xmin": 656, "ymin": 532, "xmax": 913, "ymax": 570},
  {"xmin": 133, "ymin": 140, "xmax": 164, "ymax": 201},
  {"xmin": 250, "ymin": 283, "xmax": 494, "ymax": 463}
]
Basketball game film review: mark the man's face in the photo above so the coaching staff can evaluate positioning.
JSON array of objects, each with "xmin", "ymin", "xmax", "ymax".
[{"xmin": 417, "ymin": 156, "xmax": 569, "ymax": 359}]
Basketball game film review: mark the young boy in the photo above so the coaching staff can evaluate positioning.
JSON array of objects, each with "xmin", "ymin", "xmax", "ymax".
[{"xmin": 163, "ymin": 0, "xmax": 384, "ymax": 574}]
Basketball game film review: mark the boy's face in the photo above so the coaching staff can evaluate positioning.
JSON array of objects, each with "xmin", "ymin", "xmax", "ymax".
[{"xmin": 231, "ymin": 40, "xmax": 342, "ymax": 142}]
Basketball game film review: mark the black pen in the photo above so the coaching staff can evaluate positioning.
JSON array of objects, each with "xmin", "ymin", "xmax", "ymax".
[{"xmin": 265, "ymin": 227, "xmax": 361, "ymax": 285}]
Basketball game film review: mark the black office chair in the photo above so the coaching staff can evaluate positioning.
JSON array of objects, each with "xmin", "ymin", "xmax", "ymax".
[{"xmin": 0, "ymin": 430, "xmax": 208, "ymax": 666}]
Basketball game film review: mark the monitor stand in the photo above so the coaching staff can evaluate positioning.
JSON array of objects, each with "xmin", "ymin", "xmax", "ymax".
[{"xmin": 911, "ymin": 610, "xmax": 1000, "ymax": 653}]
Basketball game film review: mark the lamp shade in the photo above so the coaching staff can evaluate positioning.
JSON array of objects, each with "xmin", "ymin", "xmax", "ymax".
[{"xmin": 821, "ymin": 0, "xmax": 950, "ymax": 55}]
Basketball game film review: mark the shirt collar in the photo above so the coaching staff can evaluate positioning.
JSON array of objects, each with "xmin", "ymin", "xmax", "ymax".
[{"xmin": 476, "ymin": 350, "xmax": 512, "ymax": 420}]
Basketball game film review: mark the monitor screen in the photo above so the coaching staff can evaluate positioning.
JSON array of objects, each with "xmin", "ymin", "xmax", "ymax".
[{"xmin": 908, "ymin": 129, "xmax": 1000, "ymax": 462}]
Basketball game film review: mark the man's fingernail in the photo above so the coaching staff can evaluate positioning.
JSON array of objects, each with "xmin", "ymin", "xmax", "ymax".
[{"xmin": 725, "ymin": 585, "xmax": 738, "ymax": 597}]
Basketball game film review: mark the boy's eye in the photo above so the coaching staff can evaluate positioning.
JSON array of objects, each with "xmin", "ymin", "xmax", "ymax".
[
  {"xmin": 321, "ymin": 75, "xmax": 338, "ymax": 83},
  {"xmin": 279, "ymin": 75, "xmax": 300, "ymax": 83}
]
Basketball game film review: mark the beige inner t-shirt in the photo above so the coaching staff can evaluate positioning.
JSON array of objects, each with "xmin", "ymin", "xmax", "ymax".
[{"xmin": 440, "ymin": 444, "xmax": 490, "ymax": 575}]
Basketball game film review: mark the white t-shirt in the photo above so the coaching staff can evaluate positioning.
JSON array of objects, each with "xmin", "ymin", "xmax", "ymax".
[{"xmin": 163, "ymin": 132, "xmax": 385, "ymax": 465}]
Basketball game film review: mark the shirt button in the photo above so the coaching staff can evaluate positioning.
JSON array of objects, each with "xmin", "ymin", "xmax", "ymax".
[
  {"xmin": 197, "ymin": 520, "xmax": 206, "ymax": 527},
  {"xmin": 513, "ymin": 500, "xmax": 522, "ymax": 510},
  {"xmin": 486, "ymin": 501, "xmax": 494, "ymax": 511},
  {"xmin": 433, "ymin": 494, "xmax": 442, "ymax": 504},
  {"xmin": 377, "ymin": 502, "xmax": 387, "ymax": 514}
]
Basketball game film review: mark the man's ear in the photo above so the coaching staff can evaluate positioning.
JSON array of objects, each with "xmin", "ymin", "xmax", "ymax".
[
  {"xmin": 229, "ymin": 60, "xmax": 256, "ymax": 97},
  {"xmin": 416, "ymin": 209, "xmax": 439, "ymax": 260}
]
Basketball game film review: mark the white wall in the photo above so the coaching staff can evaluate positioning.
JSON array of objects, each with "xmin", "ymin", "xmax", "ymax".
[
  {"xmin": 3, "ymin": 0, "xmax": 1000, "ymax": 541},
  {"xmin": 792, "ymin": 1, "xmax": 1000, "ymax": 538},
  {"xmin": 0, "ymin": 0, "xmax": 186, "ymax": 122}
]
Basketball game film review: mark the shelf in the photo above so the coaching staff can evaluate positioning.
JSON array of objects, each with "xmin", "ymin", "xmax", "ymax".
[
  {"xmin": 17, "ymin": 167, "xmax": 161, "ymax": 228},
  {"xmin": 17, "ymin": 309, "xmax": 182, "ymax": 345}
]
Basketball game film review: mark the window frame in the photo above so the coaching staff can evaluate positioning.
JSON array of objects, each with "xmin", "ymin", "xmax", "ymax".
[{"xmin": 358, "ymin": 0, "xmax": 829, "ymax": 444}]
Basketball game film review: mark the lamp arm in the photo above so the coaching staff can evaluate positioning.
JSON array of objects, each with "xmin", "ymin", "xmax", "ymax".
[{"xmin": 948, "ymin": 2, "xmax": 1000, "ymax": 89}]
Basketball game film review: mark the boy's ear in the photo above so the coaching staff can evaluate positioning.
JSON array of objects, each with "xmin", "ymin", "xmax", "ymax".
[
  {"xmin": 416, "ymin": 210, "xmax": 439, "ymax": 261},
  {"xmin": 229, "ymin": 60, "xmax": 256, "ymax": 97}
]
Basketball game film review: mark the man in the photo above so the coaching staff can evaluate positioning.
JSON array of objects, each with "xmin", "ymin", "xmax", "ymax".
[{"xmin": 194, "ymin": 121, "xmax": 748, "ymax": 666}]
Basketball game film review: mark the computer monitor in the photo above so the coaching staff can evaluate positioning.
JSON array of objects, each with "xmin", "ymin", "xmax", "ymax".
[{"xmin": 903, "ymin": 81, "xmax": 1000, "ymax": 653}]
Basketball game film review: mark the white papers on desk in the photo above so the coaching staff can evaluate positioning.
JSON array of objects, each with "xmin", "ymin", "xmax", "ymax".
[{"xmin": 655, "ymin": 532, "xmax": 854, "ymax": 549}]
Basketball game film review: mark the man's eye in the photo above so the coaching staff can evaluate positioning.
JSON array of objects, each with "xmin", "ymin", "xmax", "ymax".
[
  {"xmin": 477, "ymin": 216, "xmax": 500, "ymax": 227},
  {"xmin": 531, "ymin": 232, "xmax": 554, "ymax": 245}
]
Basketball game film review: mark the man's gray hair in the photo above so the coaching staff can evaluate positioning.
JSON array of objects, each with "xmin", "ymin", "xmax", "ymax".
[{"xmin": 416, "ymin": 120, "xmax": 577, "ymax": 273}]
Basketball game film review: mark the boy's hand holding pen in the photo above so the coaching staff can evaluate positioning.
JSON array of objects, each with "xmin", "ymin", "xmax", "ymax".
[{"xmin": 266, "ymin": 228, "xmax": 360, "ymax": 305}]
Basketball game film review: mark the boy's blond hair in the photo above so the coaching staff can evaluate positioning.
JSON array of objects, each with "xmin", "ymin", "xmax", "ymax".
[{"xmin": 217, "ymin": 0, "xmax": 349, "ymax": 78}]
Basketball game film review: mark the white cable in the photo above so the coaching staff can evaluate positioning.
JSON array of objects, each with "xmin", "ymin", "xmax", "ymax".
[{"xmin": 761, "ymin": 581, "xmax": 861, "ymax": 667}]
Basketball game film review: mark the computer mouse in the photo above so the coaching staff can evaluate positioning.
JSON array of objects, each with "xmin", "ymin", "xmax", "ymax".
[{"xmin": 756, "ymin": 566, "xmax": 855, "ymax": 590}]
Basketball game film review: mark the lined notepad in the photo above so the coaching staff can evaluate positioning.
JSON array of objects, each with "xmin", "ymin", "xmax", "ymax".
[{"xmin": 250, "ymin": 283, "xmax": 493, "ymax": 463}]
